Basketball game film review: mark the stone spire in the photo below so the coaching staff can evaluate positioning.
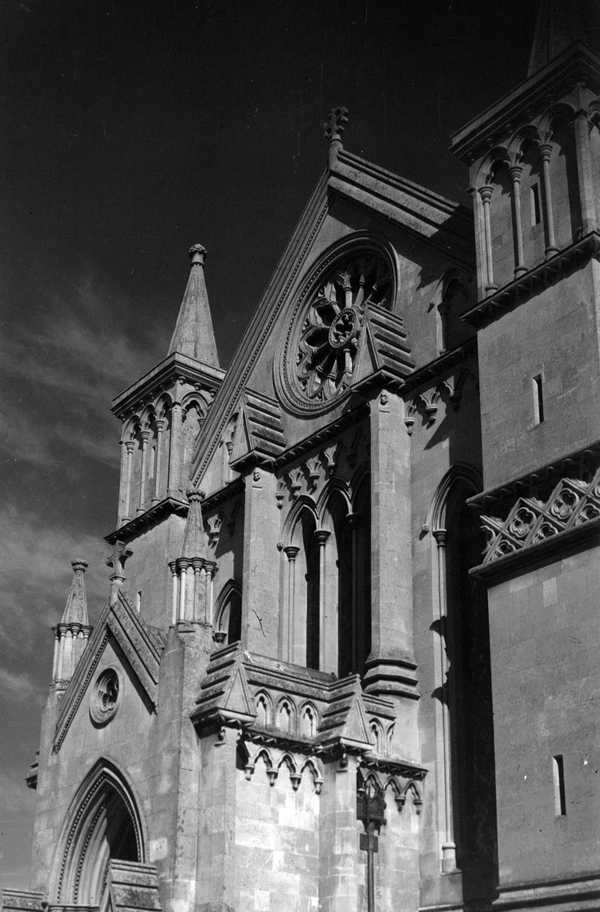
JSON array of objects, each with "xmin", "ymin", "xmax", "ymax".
[
  {"xmin": 52, "ymin": 560, "xmax": 92, "ymax": 685},
  {"xmin": 168, "ymin": 244, "xmax": 220, "ymax": 367},
  {"xmin": 527, "ymin": 0, "xmax": 600, "ymax": 76},
  {"xmin": 169, "ymin": 488, "xmax": 217, "ymax": 625}
]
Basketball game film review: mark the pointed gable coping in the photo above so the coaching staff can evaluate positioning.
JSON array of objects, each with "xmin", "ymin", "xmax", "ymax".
[
  {"xmin": 111, "ymin": 352, "xmax": 224, "ymax": 421},
  {"xmin": 330, "ymin": 149, "xmax": 473, "ymax": 263},
  {"xmin": 53, "ymin": 590, "xmax": 164, "ymax": 752},
  {"xmin": 353, "ymin": 304, "xmax": 415, "ymax": 390},
  {"xmin": 192, "ymin": 642, "xmax": 256, "ymax": 726},
  {"xmin": 230, "ymin": 388, "xmax": 286, "ymax": 470},
  {"xmin": 318, "ymin": 674, "xmax": 372, "ymax": 751},
  {"xmin": 190, "ymin": 171, "xmax": 330, "ymax": 487}
]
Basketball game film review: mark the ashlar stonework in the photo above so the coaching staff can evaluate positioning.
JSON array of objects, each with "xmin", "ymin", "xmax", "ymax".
[{"xmin": 4, "ymin": 3, "xmax": 600, "ymax": 911}]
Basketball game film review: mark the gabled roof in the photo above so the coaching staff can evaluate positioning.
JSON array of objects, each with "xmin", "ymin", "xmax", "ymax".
[
  {"xmin": 53, "ymin": 591, "xmax": 165, "ymax": 752},
  {"xmin": 191, "ymin": 151, "xmax": 471, "ymax": 488}
]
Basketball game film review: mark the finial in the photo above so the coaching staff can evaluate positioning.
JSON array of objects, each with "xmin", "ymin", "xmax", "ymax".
[
  {"xmin": 324, "ymin": 106, "xmax": 349, "ymax": 169},
  {"xmin": 189, "ymin": 244, "xmax": 206, "ymax": 266},
  {"xmin": 106, "ymin": 540, "xmax": 133, "ymax": 606},
  {"xmin": 71, "ymin": 559, "xmax": 88, "ymax": 574}
]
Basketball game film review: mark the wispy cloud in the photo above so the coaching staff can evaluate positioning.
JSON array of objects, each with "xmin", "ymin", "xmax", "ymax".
[
  {"xmin": 0, "ymin": 668, "xmax": 41, "ymax": 704},
  {"xmin": 0, "ymin": 504, "xmax": 109, "ymax": 654},
  {"xmin": 0, "ymin": 273, "xmax": 162, "ymax": 407}
]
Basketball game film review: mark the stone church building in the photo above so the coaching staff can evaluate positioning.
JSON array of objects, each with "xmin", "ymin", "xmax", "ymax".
[{"xmin": 4, "ymin": 3, "xmax": 600, "ymax": 911}]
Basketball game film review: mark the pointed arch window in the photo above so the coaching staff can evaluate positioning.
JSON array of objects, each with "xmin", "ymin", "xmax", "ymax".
[
  {"xmin": 215, "ymin": 581, "xmax": 242, "ymax": 645},
  {"xmin": 282, "ymin": 476, "xmax": 371, "ymax": 678}
]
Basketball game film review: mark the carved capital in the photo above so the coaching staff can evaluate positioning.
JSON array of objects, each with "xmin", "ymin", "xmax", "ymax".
[
  {"xmin": 478, "ymin": 185, "xmax": 493, "ymax": 205},
  {"xmin": 283, "ymin": 545, "xmax": 300, "ymax": 562}
]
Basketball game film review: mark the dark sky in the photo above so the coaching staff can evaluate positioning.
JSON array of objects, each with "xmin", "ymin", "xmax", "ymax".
[{"xmin": 0, "ymin": 0, "xmax": 538, "ymax": 886}]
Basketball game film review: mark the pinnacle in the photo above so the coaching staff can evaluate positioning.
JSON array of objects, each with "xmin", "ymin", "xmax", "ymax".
[
  {"xmin": 181, "ymin": 487, "xmax": 210, "ymax": 559},
  {"xmin": 167, "ymin": 244, "xmax": 220, "ymax": 367},
  {"xmin": 61, "ymin": 559, "xmax": 89, "ymax": 626}
]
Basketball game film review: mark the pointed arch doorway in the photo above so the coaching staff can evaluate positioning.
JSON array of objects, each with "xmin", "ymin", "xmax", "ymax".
[{"xmin": 54, "ymin": 759, "xmax": 145, "ymax": 907}]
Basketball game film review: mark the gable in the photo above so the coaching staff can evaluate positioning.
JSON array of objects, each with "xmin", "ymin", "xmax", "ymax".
[
  {"xmin": 192, "ymin": 153, "xmax": 473, "ymax": 493},
  {"xmin": 53, "ymin": 592, "xmax": 165, "ymax": 752}
]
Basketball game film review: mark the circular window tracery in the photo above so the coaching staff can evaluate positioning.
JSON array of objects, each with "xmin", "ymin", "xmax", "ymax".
[
  {"xmin": 89, "ymin": 668, "xmax": 120, "ymax": 726},
  {"xmin": 278, "ymin": 248, "xmax": 393, "ymax": 414}
]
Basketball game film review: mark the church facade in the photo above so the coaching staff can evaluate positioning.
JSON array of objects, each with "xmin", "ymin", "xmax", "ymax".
[{"xmin": 4, "ymin": 4, "xmax": 600, "ymax": 911}]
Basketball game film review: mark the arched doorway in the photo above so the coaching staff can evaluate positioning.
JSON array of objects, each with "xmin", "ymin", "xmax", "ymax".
[{"xmin": 54, "ymin": 759, "xmax": 144, "ymax": 907}]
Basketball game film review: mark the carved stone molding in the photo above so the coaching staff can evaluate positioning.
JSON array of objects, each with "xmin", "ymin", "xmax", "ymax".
[
  {"xmin": 479, "ymin": 468, "xmax": 600, "ymax": 566},
  {"xmin": 404, "ymin": 368, "xmax": 472, "ymax": 435}
]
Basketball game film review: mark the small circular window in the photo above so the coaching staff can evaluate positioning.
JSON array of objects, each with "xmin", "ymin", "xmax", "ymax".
[{"xmin": 89, "ymin": 668, "xmax": 120, "ymax": 726}]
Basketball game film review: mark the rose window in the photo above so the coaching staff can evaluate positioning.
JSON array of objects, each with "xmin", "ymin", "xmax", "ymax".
[{"xmin": 295, "ymin": 253, "xmax": 392, "ymax": 402}]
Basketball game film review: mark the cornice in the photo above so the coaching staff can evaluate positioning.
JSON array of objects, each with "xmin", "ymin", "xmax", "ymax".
[
  {"xmin": 273, "ymin": 404, "xmax": 370, "ymax": 470},
  {"xmin": 111, "ymin": 351, "xmax": 225, "ymax": 418},
  {"xmin": 468, "ymin": 439, "xmax": 600, "ymax": 512},
  {"xmin": 461, "ymin": 232, "xmax": 600, "ymax": 329},
  {"xmin": 452, "ymin": 43, "xmax": 600, "ymax": 163},
  {"xmin": 105, "ymin": 495, "xmax": 188, "ymax": 545},
  {"xmin": 330, "ymin": 151, "xmax": 473, "ymax": 265},
  {"xmin": 399, "ymin": 339, "xmax": 476, "ymax": 396}
]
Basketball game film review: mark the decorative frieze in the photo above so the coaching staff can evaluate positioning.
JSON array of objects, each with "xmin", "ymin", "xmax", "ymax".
[
  {"xmin": 240, "ymin": 742, "xmax": 324, "ymax": 793},
  {"xmin": 479, "ymin": 468, "xmax": 600, "ymax": 565}
]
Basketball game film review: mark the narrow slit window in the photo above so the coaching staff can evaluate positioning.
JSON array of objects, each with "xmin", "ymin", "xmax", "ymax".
[
  {"xmin": 552, "ymin": 754, "xmax": 566, "ymax": 816},
  {"xmin": 532, "ymin": 374, "xmax": 544, "ymax": 424},
  {"xmin": 530, "ymin": 184, "xmax": 541, "ymax": 225}
]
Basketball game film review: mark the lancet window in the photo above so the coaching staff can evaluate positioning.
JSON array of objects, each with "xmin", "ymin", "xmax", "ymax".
[
  {"xmin": 215, "ymin": 580, "xmax": 242, "ymax": 645},
  {"xmin": 281, "ymin": 476, "xmax": 371, "ymax": 677}
]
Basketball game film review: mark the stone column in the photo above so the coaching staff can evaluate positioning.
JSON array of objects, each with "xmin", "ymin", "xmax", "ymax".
[
  {"xmin": 168, "ymin": 393, "xmax": 184, "ymax": 498},
  {"xmin": 283, "ymin": 545, "xmax": 300, "ymax": 662},
  {"xmin": 510, "ymin": 165, "xmax": 527, "ymax": 276},
  {"xmin": 347, "ymin": 512, "xmax": 360, "ymax": 673},
  {"xmin": 241, "ymin": 468, "xmax": 279, "ymax": 655},
  {"xmin": 169, "ymin": 561, "xmax": 178, "ymax": 625},
  {"xmin": 364, "ymin": 390, "xmax": 417, "ymax": 717},
  {"xmin": 539, "ymin": 142, "xmax": 558, "ymax": 256},
  {"xmin": 574, "ymin": 104, "xmax": 596, "ymax": 235},
  {"xmin": 432, "ymin": 529, "xmax": 458, "ymax": 873},
  {"xmin": 315, "ymin": 529, "xmax": 332, "ymax": 672},
  {"xmin": 117, "ymin": 439, "xmax": 129, "ymax": 524},
  {"xmin": 470, "ymin": 186, "xmax": 487, "ymax": 300},
  {"xmin": 153, "ymin": 417, "xmax": 166, "ymax": 503},
  {"xmin": 479, "ymin": 185, "xmax": 497, "ymax": 291},
  {"xmin": 178, "ymin": 559, "xmax": 189, "ymax": 621},
  {"xmin": 138, "ymin": 428, "xmax": 152, "ymax": 513}
]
